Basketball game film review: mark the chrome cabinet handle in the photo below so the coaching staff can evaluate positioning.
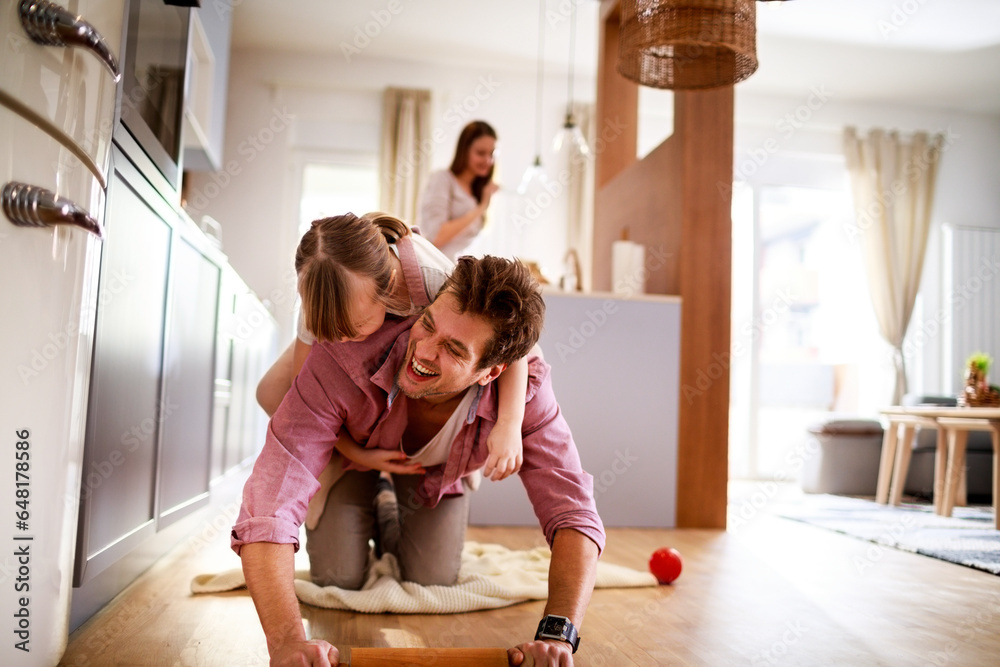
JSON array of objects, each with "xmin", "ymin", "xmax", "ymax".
[
  {"xmin": 2, "ymin": 182, "xmax": 103, "ymax": 239},
  {"xmin": 18, "ymin": 0, "xmax": 121, "ymax": 82}
]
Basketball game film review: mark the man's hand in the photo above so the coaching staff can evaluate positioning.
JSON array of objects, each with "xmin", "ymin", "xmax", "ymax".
[
  {"xmin": 270, "ymin": 639, "xmax": 339, "ymax": 667},
  {"xmin": 507, "ymin": 639, "xmax": 574, "ymax": 666}
]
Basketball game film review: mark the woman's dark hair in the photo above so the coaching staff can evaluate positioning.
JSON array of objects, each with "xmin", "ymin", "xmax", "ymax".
[{"xmin": 449, "ymin": 120, "xmax": 497, "ymax": 203}]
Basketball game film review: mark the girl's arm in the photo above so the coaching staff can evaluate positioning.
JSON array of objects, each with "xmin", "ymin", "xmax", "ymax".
[
  {"xmin": 486, "ymin": 354, "xmax": 528, "ymax": 481},
  {"xmin": 334, "ymin": 431, "xmax": 425, "ymax": 475}
]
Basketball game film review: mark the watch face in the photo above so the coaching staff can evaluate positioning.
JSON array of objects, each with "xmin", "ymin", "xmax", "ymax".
[{"xmin": 547, "ymin": 618, "xmax": 566, "ymax": 634}]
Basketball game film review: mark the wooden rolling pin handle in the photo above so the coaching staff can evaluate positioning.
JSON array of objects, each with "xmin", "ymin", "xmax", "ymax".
[{"xmin": 342, "ymin": 646, "xmax": 509, "ymax": 666}]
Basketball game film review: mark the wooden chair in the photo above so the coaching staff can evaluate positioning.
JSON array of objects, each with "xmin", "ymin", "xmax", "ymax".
[{"xmin": 876, "ymin": 415, "xmax": 946, "ymax": 509}]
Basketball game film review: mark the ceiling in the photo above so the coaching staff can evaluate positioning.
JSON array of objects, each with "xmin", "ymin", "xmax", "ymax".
[{"xmin": 230, "ymin": 0, "xmax": 1000, "ymax": 114}]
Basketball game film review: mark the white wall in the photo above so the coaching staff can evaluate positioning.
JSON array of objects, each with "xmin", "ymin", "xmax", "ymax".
[{"xmin": 185, "ymin": 48, "xmax": 592, "ymax": 343}]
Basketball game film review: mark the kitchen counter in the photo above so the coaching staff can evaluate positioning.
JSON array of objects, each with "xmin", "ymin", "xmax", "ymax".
[{"xmin": 470, "ymin": 291, "xmax": 682, "ymax": 528}]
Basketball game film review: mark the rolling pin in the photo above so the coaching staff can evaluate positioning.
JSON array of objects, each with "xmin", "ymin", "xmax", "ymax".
[{"xmin": 342, "ymin": 647, "xmax": 508, "ymax": 666}]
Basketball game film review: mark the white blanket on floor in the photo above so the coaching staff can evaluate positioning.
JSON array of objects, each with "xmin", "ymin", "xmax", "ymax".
[{"xmin": 191, "ymin": 541, "xmax": 657, "ymax": 614}]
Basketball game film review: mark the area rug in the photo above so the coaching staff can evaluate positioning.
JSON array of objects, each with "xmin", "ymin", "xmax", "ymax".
[
  {"xmin": 191, "ymin": 541, "xmax": 658, "ymax": 613},
  {"xmin": 778, "ymin": 494, "xmax": 1000, "ymax": 576}
]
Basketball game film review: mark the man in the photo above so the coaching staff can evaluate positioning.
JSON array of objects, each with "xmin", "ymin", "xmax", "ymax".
[{"xmin": 232, "ymin": 256, "xmax": 605, "ymax": 666}]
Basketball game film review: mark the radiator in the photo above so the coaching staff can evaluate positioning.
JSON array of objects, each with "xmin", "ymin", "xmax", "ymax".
[{"xmin": 942, "ymin": 224, "xmax": 1000, "ymax": 393}]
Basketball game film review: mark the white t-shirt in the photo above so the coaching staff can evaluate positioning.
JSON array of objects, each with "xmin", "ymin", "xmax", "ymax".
[
  {"xmin": 416, "ymin": 169, "xmax": 482, "ymax": 261},
  {"xmin": 296, "ymin": 231, "xmax": 453, "ymax": 345}
]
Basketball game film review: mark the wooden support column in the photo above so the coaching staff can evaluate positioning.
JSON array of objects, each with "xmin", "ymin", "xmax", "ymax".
[
  {"xmin": 674, "ymin": 88, "xmax": 733, "ymax": 529},
  {"xmin": 595, "ymin": 0, "xmax": 638, "ymax": 190}
]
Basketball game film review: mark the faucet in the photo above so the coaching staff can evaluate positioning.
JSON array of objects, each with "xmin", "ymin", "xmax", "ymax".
[{"xmin": 562, "ymin": 248, "xmax": 582, "ymax": 292}]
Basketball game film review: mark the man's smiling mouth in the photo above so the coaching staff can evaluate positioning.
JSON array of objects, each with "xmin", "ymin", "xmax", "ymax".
[{"xmin": 411, "ymin": 356, "xmax": 439, "ymax": 378}]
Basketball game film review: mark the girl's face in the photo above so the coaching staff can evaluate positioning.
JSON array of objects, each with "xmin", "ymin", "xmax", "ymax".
[
  {"xmin": 339, "ymin": 270, "xmax": 387, "ymax": 342},
  {"xmin": 465, "ymin": 136, "xmax": 496, "ymax": 178}
]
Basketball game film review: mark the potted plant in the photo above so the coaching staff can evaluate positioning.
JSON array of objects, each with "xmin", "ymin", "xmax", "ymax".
[{"xmin": 963, "ymin": 352, "xmax": 999, "ymax": 406}]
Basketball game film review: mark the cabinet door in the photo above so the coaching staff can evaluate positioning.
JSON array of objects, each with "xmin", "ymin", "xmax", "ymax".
[
  {"xmin": 75, "ymin": 157, "xmax": 171, "ymax": 586},
  {"xmin": 156, "ymin": 236, "xmax": 220, "ymax": 528}
]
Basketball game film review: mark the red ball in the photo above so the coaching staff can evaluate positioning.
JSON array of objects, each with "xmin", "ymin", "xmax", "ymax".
[{"xmin": 649, "ymin": 547, "xmax": 683, "ymax": 584}]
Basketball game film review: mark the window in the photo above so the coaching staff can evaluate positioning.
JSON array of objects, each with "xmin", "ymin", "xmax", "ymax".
[
  {"xmin": 731, "ymin": 181, "xmax": 884, "ymax": 479},
  {"xmin": 297, "ymin": 159, "xmax": 379, "ymax": 238}
]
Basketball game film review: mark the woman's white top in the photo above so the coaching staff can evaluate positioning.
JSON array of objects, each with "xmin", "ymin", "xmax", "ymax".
[{"xmin": 416, "ymin": 169, "xmax": 482, "ymax": 261}]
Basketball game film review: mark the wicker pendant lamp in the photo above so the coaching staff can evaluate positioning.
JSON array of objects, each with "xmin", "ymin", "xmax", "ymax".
[{"xmin": 618, "ymin": 0, "xmax": 759, "ymax": 90}]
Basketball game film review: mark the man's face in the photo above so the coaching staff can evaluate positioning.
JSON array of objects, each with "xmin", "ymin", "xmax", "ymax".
[{"xmin": 396, "ymin": 291, "xmax": 504, "ymax": 401}]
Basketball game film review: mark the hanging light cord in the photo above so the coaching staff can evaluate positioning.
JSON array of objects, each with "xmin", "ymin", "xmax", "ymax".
[
  {"xmin": 566, "ymin": 0, "xmax": 576, "ymax": 120},
  {"xmin": 533, "ymin": 0, "xmax": 545, "ymax": 161}
]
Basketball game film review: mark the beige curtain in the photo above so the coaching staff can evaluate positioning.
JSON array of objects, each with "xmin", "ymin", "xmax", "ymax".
[
  {"xmin": 843, "ymin": 127, "xmax": 944, "ymax": 403},
  {"xmin": 379, "ymin": 88, "xmax": 431, "ymax": 223}
]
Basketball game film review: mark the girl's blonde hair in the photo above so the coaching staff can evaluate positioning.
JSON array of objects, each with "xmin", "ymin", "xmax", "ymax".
[{"xmin": 295, "ymin": 212, "xmax": 410, "ymax": 342}]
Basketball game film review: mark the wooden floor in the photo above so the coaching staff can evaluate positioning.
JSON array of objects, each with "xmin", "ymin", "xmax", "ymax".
[{"xmin": 60, "ymin": 500, "xmax": 1000, "ymax": 666}]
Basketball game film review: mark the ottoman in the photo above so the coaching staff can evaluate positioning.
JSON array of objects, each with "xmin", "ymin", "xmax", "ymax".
[{"xmin": 800, "ymin": 418, "xmax": 885, "ymax": 495}]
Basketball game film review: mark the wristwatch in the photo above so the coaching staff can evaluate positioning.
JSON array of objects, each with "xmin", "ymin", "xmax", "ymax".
[{"xmin": 535, "ymin": 614, "xmax": 580, "ymax": 653}]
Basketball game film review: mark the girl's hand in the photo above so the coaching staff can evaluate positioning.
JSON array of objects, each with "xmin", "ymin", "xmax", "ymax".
[
  {"xmin": 484, "ymin": 418, "xmax": 523, "ymax": 482},
  {"xmin": 351, "ymin": 448, "xmax": 426, "ymax": 475}
]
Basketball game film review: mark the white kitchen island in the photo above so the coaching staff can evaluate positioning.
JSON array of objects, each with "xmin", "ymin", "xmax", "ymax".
[{"xmin": 469, "ymin": 290, "xmax": 681, "ymax": 528}]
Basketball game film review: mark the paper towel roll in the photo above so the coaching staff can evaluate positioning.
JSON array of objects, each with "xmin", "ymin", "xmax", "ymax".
[{"xmin": 612, "ymin": 240, "xmax": 645, "ymax": 296}]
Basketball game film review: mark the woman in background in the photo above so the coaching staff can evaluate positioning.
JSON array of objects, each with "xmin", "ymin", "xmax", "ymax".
[{"xmin": 416, "ymin": 120, "xmax": 498, "ymax": 260}]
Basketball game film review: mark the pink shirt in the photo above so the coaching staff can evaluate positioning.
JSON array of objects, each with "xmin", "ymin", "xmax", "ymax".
[{"xmin": 231, "ymin": 316, "xmax": 606, "ymax": 556}]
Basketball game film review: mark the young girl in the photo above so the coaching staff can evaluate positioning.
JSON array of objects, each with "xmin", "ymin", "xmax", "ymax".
[{"xmin": 255, "ymin": 213, "xmax": 528, "ymax": 521}]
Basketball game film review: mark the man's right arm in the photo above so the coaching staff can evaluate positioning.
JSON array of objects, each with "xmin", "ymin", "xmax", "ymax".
[{"xmin": 242, "ymin": 542, "xmax": 339, "ymax": 666}]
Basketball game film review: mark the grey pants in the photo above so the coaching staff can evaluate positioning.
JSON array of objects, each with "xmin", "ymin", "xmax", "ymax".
[{"xmin": 305, "ymin": 470, "xmax": 469, "ymax": 590}]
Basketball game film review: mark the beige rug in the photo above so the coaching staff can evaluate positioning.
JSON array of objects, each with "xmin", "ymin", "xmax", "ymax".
[{"xmin": 192, "ymin": 541, "xmax": 657, "ymax": 614}]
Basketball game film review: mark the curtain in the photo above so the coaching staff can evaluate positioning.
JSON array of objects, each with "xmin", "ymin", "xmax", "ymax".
[
  {"xmin": 843, "ymin": 127, "xmax": 945, "ymax": 404},
  {"xmin": 379, "ymin": 88, "xmax": 431, "ymax": 224}
]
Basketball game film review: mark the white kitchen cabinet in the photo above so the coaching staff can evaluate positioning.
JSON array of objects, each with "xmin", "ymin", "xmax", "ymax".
[
  {"xmin": 0, "ymin": 102, "xmax": 105, "ymax": 667},
  {"xmin": 0, "ymin": 0, "xmax": 124, "ymax": 183}
]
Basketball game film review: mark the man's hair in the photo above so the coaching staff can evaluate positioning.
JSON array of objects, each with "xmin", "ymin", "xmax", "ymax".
[{"xmin": 439, "ymin": 255, "xmax": 545, "ymax": 370}]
